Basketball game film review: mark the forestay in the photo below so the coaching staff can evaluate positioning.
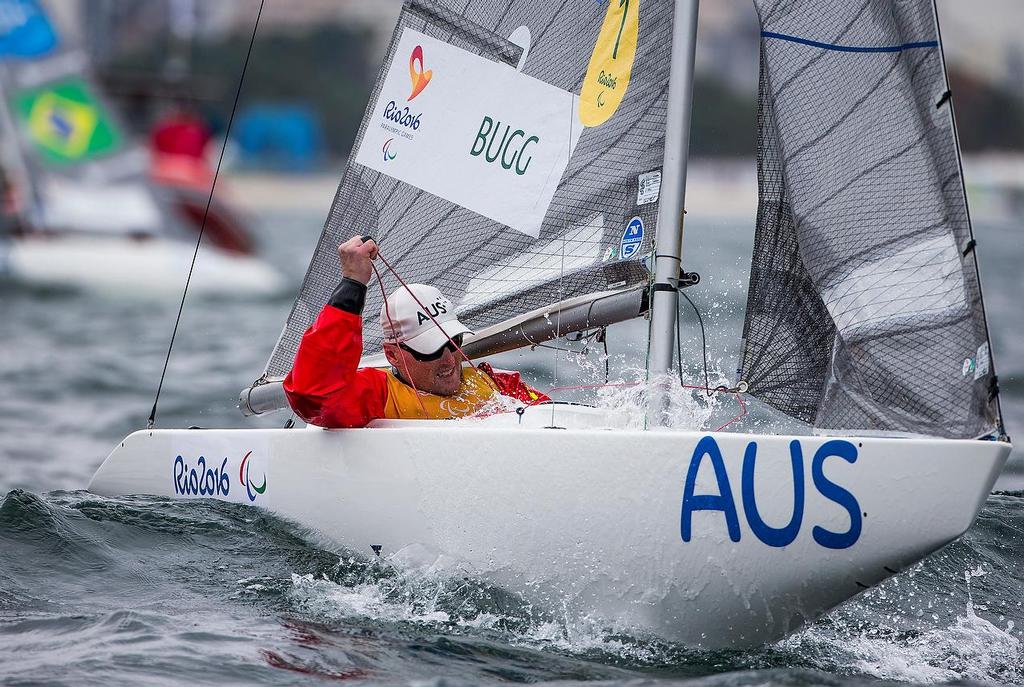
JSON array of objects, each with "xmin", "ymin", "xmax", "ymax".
[
  {"xmin": 739, "ymin": 0, "xmax": 1004, "ymax": 439},
  {"xmin": 260, "ymin": 0, "xmax": 674, "ymax": 382},
  {"xmin": 0, "ymin": 0, "xmax": 162, "ymax": 234}
]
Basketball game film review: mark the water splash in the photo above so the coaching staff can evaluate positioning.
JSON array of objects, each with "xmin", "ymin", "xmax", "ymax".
[{"xmin": 777, "ymin": 554, "xmax": 1023, "ymax": 685}]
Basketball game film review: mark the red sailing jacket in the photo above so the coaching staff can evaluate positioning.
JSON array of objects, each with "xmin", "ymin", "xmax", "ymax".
[{"xmin": 283, "ymin": 305, "xmax": 549, "ymax": 428}]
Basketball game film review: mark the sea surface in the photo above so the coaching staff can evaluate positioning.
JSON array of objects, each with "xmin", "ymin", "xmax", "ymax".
[{"xmin": 0, "ymin": 187, "xmax": 1021, "ymax": 685}]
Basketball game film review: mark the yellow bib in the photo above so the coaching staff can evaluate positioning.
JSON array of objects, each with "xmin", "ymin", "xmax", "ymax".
[{"xmin": 382, "ymin": 366, "xmax": 498, "ymax": 420}]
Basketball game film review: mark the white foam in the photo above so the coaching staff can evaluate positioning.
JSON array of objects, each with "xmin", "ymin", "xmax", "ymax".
[
  {"xmin": 782, "ymin": 603, "xmax": 1022, "ymax": 684},
  {"xmin": 284, "ymin": 560, "xmax": 674, "ymax": 664}
]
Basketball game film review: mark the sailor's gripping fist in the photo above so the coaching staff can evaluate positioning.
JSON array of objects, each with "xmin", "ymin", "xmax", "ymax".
[{"xmin": 338, "ymin": 235, "xmax": 379, "ymax": 285}]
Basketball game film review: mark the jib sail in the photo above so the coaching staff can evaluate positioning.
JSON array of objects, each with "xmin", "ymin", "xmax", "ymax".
[{"xmin": 739, "ymin": 0, "xmax": 1004, "ymax": 439}]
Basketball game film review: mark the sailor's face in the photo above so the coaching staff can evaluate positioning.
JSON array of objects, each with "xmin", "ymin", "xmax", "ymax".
[{"xmin": 385, "ymin": 343, "xmax": 462, "ymax": 396}]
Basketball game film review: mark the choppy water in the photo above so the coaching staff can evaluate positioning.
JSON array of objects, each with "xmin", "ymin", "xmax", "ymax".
[{"xmin": 0, "ymin": 202, "xmax": 1021, "ymax": 685}]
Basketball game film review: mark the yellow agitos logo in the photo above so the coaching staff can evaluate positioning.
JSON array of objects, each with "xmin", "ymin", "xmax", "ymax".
[{"xmin": 580, "ymin": 0, "xmax": 639, "ymax": 127}]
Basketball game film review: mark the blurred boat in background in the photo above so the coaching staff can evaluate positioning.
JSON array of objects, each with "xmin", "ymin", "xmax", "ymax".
[{"xmin": 0, "ymin": 0, "xmax": 283, "ymax": 297}]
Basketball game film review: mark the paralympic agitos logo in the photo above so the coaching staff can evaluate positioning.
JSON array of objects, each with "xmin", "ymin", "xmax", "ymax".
[{"xmin": 239, "ymin": 451, "xmax": 267, "ymax": 502}]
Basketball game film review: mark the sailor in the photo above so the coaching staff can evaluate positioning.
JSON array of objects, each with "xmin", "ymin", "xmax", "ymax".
[{"xmin": 284, "ymin": 235, "xmax": 549, "ymax": 428}]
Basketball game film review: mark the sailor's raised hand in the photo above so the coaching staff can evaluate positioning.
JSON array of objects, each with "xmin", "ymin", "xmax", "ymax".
[{"xmin": 338, "ymin": 235, "xmax": 378, "ymax": 285}]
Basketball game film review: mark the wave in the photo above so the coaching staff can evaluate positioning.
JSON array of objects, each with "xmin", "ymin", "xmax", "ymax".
[{"xmin": 1, "ymin": 489, "xmax": 1021, "ymax": 685}]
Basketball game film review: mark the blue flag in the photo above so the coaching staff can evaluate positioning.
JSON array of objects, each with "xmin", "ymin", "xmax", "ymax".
[{"xmin": 0, "ymin": 0, "xmax": 57, "ymax": 59}]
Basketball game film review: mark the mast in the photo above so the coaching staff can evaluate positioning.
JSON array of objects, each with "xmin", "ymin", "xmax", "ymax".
[
  {"xmin": 0, "ymin": 65, "xmax": 46, "ymax": 228},
  {"xmin": 646, "ymin": 0, "xmax": 699, "ymax": 426}
]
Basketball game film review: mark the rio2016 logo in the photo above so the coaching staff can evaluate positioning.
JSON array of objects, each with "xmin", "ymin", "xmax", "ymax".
[
  {"xmin": 382, "ymin": 138, "xmax": 397, "ymax": 162},
  {"xmin": 173, "ymin": 455, "xmax": 229, "ymax": 497},
  {"xmin": 239, "ymin": 451, "xmax": 267, "ymax": 502},
  {"xmin": 408, "ymin": 45, "xmax": 432, "ymax": 101}
]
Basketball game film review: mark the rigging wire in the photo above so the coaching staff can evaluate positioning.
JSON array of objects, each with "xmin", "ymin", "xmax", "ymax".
[
  {"xmin": 678, "ymin": 289, "xmax": 716, "ymax": 397},
  {"xmin": 148, "ymin": 0, "xmax": 266, "ymax": 429},
  {"xmin": 552, "ymin": 231, "xmax": 566, "ymax": 427}
]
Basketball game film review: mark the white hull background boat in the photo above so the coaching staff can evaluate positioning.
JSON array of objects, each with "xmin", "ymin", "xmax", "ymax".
[
  {"xmin": 0, "ymin": 1, "xmax": 282, "ymax": 296},
  {"xmin": 91, "ymin": 0, "xmax": 1012, "ymax": 649},
  {"xmin": 3, "ymin": 234, "xmax": 284, "ymax": 296}
]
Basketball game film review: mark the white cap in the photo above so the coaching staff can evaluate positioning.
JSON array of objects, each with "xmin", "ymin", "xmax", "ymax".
[{"xmin": 380, "ymin": 284, "xmax": 472, "ymax": 355}]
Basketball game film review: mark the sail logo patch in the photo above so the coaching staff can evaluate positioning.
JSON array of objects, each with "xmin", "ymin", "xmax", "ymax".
[
  {"xmin": 620, "ymin": 216, "xmax": 644, "ymax": 259},
  {"xmin": 0, "ymin": 0, "xmax": 57, "ymax": 58},
  {"xmin": 974, "ymin": 342, "xmax": 990, "ymax": 380},
  {"xmin": 15, "ymin": 78, "xmax": 120, "ymax": 164},
  {"xmin": 355, "ymin": 28, "xmax": 580, "ymax": 238},
  {"xmin": 408, "ymin": 44, "xmax": 432, "ymax": 101},
  {"xmin": 579, "ymin": 0, "xmax": 639, "ymax": 127}
]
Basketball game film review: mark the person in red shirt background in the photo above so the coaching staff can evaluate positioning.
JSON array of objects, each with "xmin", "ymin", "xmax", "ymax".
[
  {"xmin": 284, "ymin": 235, "xmax": 549, "ymax": 428},
  {"xmin": 150, "ymin": 102, "xmax": 212, "ymax": 160}
]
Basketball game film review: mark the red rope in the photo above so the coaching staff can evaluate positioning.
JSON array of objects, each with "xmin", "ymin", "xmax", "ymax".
[{"xmin": 370, "ymin": 261, "xmax": 427, "ymax": 414}]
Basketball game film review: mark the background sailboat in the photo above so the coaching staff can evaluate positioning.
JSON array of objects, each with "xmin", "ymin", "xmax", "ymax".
[
  {"xmin": 91, "ymin": 0, "xmax": 1010, "ymax": 649},
  {"xmin": 0, "ymin": 0, "xmax": 283, "ymax": 295}
]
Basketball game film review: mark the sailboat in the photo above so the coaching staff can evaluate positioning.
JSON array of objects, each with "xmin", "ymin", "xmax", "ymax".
[
  {"xmin": 0, "ymin": 0, "xmax": 283, "ymax": 295},
  {"xmin": 90, "ymin": 0, "xmax": 1011, "ymax": 648}
]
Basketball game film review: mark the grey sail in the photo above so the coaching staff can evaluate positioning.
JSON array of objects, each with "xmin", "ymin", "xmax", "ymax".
[
  {"xmin": 258, "ymin": 0, "xmax": 675, "ymax": 391},
  {"xmin": 740, "ymin": 0, "xmax": 1004, "ymax": 439},
  {"xmin": 0, "ymin": 0, "xmax": 164, "ymax": 235}
]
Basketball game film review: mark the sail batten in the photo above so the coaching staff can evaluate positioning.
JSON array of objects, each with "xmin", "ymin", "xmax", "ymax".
[{"xmin": 741, "ymin": 0, "xmax": 1003, "ymax": 439}]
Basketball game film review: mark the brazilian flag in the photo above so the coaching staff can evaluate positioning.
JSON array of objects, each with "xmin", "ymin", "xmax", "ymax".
[{"xmin": 14, "ymin": 78, "xmax": 121, "ymax": 165}]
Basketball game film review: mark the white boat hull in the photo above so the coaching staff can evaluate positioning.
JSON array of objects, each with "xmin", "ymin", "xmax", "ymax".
[
  {"xmin": 2, "ymin": 235, "xmax": 285, "ymax": 297},
  {"xmin": 89, "ymin": 406, "xmax": 1010, "ymax": 648}
]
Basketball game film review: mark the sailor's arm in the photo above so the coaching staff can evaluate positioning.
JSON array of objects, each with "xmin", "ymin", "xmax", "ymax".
[{"xmin": 284, "ymin": 237, "xmax": 388, "ymax": 428}]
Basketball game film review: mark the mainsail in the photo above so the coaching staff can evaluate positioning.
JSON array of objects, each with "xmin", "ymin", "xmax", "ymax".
[
  {"xmin": 740, "ymin": 0, "xmax": 1004, "ymax": 439},
  {"xmin": 259, "ymin": 0, "xmax": 675, "ymax": 385},
  {"xmin": 0, "ymin": 0, "xmax": 163, "ymax": 235}
]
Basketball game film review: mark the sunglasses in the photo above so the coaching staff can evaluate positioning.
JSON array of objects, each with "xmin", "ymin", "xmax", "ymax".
[{"xmin": 399, "ymin": 334, "xmax": 464, "ymax": 362}]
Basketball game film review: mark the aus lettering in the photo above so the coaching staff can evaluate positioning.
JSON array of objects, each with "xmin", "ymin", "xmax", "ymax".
[
  {"xmin": 680, "ymin": 437, "xmax": 861, "ymax": 549},
  {"xmin": 415, "ymin": 299, "xmax": 448, "ymax": 326},
  {"xmin": 173, "ymin": 455, "xmax": 231, "ymax": 497},
  {"xmin": 469, "ymin": 116, "xmax": 538, "ymax": 176}
]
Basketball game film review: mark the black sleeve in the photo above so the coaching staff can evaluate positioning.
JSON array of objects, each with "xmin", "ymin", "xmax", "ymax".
[{"xmin": 328, "ymin": 277, "xmax": 368, "ymax": 315}]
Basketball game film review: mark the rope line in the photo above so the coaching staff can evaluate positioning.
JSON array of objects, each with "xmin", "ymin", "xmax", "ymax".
[
  {"xmin": 371, "ymin": 261, "xmax": 427, "ymax": 414},
  {"xmin": 148, "ymin": 0, "xmax": 266, "ymax": 429},
  {"xmin": 679, "ymin": 290, "xmax": 716, "ymax": 397}
]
